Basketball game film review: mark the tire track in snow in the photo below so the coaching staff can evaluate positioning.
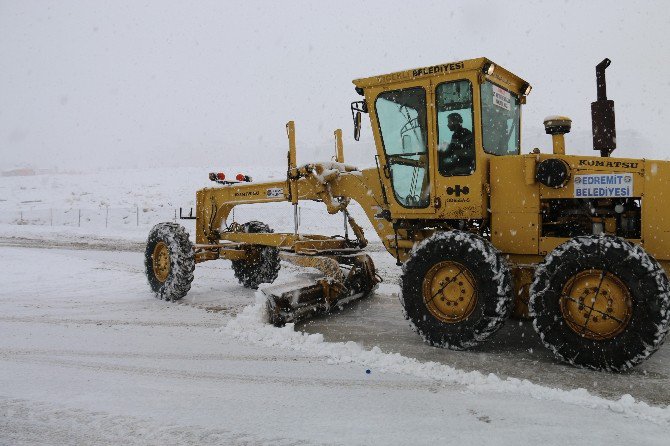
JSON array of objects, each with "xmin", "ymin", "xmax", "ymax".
[
  {"xmin": 0, "ymin": 347, "xmax": 307, "ymax": 363},
  {"xmin": 0, "ymin": 353, "xmax": 444, "ymax": 393},
  {"xmin": 0, "ymin": 236, "xmax": 144, "ymax": 252},
  {"xmin": 0, "ymin": 315, "xmax": 222, "ymax": 328},
  {"xmin": 0, "ymin": 397, "xmax": 323, "ymax": 446}
]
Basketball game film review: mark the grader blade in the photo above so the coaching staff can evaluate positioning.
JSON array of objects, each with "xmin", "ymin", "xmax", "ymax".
[{"xmin": 262, "ymin": 252, "xmax": 379, "ymax": 326}]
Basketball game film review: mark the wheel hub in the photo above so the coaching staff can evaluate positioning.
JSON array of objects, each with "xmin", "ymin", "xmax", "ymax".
[
  {"xmin": 422, "ymin": 260, "xmax": 477, "ymax": 323},
  {"xmin": 152, "ymin": 241, "xmax": 171, "ymax": 283},
  {"xmin": 560, "ymin": 269, "xmax": 632, "ymax": 340}
]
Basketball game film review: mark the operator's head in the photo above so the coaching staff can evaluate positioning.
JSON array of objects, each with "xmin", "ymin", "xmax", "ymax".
[{"xmin": 447, "ymin": 113, "xmax": 463, "ymax": 132}]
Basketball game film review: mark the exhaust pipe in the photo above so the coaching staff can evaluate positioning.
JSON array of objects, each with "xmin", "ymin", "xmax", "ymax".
[{"xmin": 591, "ymin": 58, "xmax": 616, "ymax": 157}]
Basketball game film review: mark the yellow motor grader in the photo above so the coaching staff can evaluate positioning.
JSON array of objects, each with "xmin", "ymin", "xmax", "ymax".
[{"xmin": 146, "ymin": 57, "xmax": 670, "ymax": 371}]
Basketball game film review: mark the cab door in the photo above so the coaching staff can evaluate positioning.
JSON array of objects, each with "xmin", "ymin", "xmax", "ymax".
[
  {"xmin": 432, "ymin": 76, "xmax": 486, "ymax": 220},
  {"xmin": 369, "ymin": 81, "xmax": 437, "ymax": 216}
]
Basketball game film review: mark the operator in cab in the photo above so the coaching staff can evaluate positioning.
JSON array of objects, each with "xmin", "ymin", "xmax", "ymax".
[{"xmin": 439, "ymin": 112, "xmax": 475, "ymax": 176}]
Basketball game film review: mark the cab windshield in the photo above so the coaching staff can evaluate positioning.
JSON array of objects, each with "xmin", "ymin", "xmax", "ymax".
[{"xmin": 480, "ymin": 81, "xmax": 521, "ymax": 155}]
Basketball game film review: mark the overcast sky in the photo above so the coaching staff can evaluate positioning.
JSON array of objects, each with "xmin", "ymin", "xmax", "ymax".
[{"xmin": 1, "ymin": 0, "xmax": 669, "ymax": 170}]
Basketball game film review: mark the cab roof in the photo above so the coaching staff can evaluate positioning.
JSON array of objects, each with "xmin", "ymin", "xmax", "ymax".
[{"xmin": 352, "ymin": 57, "xmax": 529, "ymax": 93}]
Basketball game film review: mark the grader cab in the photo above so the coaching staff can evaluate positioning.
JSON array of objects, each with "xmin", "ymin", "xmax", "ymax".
[{"xmin": 146, "ymin": 57, "xmax": 670, "ymax": 372}]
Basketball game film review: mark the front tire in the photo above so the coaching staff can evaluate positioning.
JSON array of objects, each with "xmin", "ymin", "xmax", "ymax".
[
  {"xmin": 529, "ymin": 236, "xmax": 670, "ymax": 371},
  {"xmin": 400, "ymin": 230, "xmax": 514, "ymax": 350},
  {"xmin": 145, "ymin": 222, "xmax": 195, "ymax": 301},
  {"xmin": 230, "ymin": 221, "xmax": 281, "ymax": 289}
]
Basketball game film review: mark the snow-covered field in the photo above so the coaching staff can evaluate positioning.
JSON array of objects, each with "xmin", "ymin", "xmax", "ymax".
[
  {"xmin": 0, "ymin": 166, "xmax": 379, "ymax": 242},
  {"xmin": 1, "ymin": 167, "xmax": 670, "ymax": 445}
]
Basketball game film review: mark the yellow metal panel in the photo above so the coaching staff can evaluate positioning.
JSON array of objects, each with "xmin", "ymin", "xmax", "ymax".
[
  {"xmin": 434, "ymin": 172, "xmax": 487, "ymax": 219},
  {"xmin": 293, "ymin": 239, "xmax": 350, "ymax": 252},
  {"xmin": 538, "ymin": 237, "xmax": 570, "ymax": 256},
  {"xmin": 643, "ymin": 160, "xmax": 670, "ymax": 261},
  {"xmin": 220, "ymin": 232, "xmax": 298, "ymax": 247},
  {"xmin": 492, "ymin": 213, "xmax": 539, "ymax": 254},
  {"xmin": 490, "ymin": 155, "xmax": 540, "ymax": 213},
  {"xmin": 660, "ymin": 261, "xmax": 670, "ymax": 277},
  {"xmin": 352, "ymin": 57, "xmax": 529, "ymax": 95},
  {"xmin": 219, "ymin": 233, "xmax": 350, "ymax": 251}
]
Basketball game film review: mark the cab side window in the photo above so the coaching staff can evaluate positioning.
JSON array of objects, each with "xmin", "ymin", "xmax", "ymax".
[
  {"xmin": 375, "ymin": 87, "xmax": 430, "ymax": 208},
  {"xmin": 480, "ymin": 81, "xmax": 521, "ymax": 156},
  {"xmin": 436, "ymin": 80, "xmax": 475, "ymax": 176}
]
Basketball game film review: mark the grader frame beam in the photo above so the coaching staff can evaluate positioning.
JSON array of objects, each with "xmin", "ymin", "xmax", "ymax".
[{"xmin": 194, "ymin": 164, "xmax": 397, "ymax": 252}]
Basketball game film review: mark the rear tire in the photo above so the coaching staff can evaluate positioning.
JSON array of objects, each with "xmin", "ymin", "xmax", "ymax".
[
  {"xmin": 400, "ymin": 230, "xmax": 513, "ymax": 350},
  {"xmin": 231, "ymin": 221, "xmax": 281, "ymax": 289},
  {"xmin": 145, "ymin": 222, "xmax": 195, "ymax": 301},
  {"xmin": 529, "ymin": 236, "xmax": 670, "ymax": 371}
]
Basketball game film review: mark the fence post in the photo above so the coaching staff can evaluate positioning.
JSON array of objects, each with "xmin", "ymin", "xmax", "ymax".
[
  {"xmin": 136, "ymin": 206, "xmax": 139, "ymax": 226},
  {"xmin": 105, "ymin": 206, "xmax": 109, "ymax": 228},
  {"xmin": 78, "ymin": 209, "xmax": 81, "ymax": 227},
  {"xmin": 20, "ymin": 210, "xmax": 23, "ymax": 223},
  {"xmin": 173, "ymin": 208, "xmax": 177, "ymax": 223},
  {"xmin": 50, "ymin": 208, "xmax": 53, "ymax": 226}
]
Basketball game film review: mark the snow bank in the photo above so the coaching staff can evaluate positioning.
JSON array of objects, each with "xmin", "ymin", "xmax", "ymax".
[{"xmin": 223, "ymin": 297, "xmax": 670, "ymax": 427}]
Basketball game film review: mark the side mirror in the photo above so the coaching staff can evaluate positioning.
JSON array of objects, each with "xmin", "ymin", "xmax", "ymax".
[
  {"xmin": 351, "ymin": 99, "xmax": 368, "ymax": 142},
  {"xmin": 354, "ymin": 111, "xmax": 362, "ymax": 141}
]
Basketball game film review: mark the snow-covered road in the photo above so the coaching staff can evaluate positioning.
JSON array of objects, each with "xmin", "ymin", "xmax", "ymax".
[{"xmin": 1, "ymin": 241, "xmax": 669, "ymax": 445}]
